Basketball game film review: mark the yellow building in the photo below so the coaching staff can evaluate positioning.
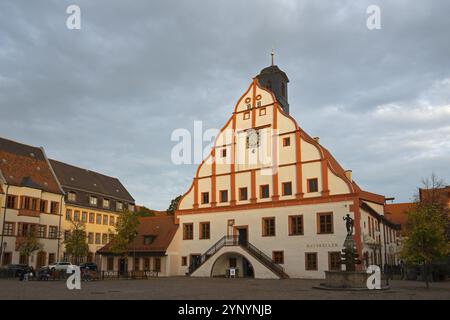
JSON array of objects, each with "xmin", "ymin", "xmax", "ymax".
[{"xmin": 49, "ymin": 159, "xmax": 135, "ymax": 264}]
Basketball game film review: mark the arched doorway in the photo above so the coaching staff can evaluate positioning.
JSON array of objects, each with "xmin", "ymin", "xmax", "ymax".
[{"xmin": 210, "ymin": 252, "xmax": 254, "ymax": 278}]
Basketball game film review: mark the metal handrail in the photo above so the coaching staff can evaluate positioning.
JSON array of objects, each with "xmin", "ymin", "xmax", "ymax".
[{"xmin": 188, "ymin": 234, "xmax": 287, "ymax": 278}]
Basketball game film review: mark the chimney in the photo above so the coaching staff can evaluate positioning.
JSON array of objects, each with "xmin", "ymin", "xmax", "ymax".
[
  {"xmin": 345, "ymin": 170, "xmax": 353, "ymax": 182},
  {"xmin": 313, "ymin": 137, "xmax": 320, "ymax": 143}
]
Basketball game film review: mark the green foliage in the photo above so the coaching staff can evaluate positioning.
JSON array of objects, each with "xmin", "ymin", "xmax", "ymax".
[
  {"xmin": 167, "ymin": 195, "xmax": 182, "ymax": 215},
  {"xmin": 401, "ymin": 201, "xmax": 448, "ymax": 265},
  {"xmin": 110, "ymin": 209, "xmax": 140, "ymax": 256},
  {"xmin": 136, "ymin": 206, "xmax": 156, "ymax": 217},
  {"xmin": 64, "ymin": 221, "xmax": 89, "ymax": 264},
  {"xmin": 18, "ymin": 229, "xmax": 43, "ymax": 264}
]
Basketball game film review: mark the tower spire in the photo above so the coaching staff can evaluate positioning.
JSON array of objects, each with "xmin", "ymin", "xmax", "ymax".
[{"xmin": 271, "ymin": 49, "xmax": 275, "ymax": 66}]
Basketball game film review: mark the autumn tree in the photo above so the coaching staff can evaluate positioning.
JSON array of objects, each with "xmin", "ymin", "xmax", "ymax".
[
  {"xmin": 64, "ymin": 221, "xmax": 89, "ymax": 265},
  {"xmin": 18, "ymin": 228, "xmax": 43, "ymax": 266},
  {"xmin": 109, "ymin": 209, "xmax": 140, "ymax": 260},
  {"xmin": 401, "ymin": 174, "xmax": 449, "ymax": 288}
]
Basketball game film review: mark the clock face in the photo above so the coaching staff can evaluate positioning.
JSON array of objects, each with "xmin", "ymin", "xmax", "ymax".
[{"xmin": 247, "ymin": 129, "xmax": 259, "ymax": 148}]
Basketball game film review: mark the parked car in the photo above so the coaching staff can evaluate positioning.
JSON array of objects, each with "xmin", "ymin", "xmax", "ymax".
[
  {"xmin": 79, "ymin": 262, "xmax": 98, "ymax": 271},
  {"xmin": 1, "ymin": 264, "xmax": 30, "ymax": 277},
  {"xmin": 48, "ymin": 261, "xmax": 73, "ymax": 271}
]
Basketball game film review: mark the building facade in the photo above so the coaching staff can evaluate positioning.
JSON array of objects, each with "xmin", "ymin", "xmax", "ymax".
[
  {"xmin": 0, "ymin": 137, "xmax": 64, "ymax": 268},
  {"xmin": 49, "ymin": 159, "xmax": 135, "ymax": 264},
  {"xmin": 172, "ymin": 64, "xmax": 400, "ymax": 279},
  {"xmin": 97, "ymin": 215, "xmax": 179, "ymax": 276}
]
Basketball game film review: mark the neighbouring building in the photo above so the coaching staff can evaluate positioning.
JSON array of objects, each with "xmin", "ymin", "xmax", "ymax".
[
  {"xmin": 172, "ymin": 62, "xmax": 400, "ymax": 279},
  {"xmin": 49, "ymin": 159, "xmax": 135, "ymax": 264},
  {"xmin": 97, "ymin": 215, "xmax": 179, "ymax": 276},
  {"xmin": 0, "ymin": 137, "xmax": 64, "ymax": 268}
]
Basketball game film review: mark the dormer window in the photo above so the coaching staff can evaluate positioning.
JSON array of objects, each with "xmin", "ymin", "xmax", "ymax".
[
  {"xmin": 89, "ymin": 196, "xmax": 98, "ymax": 206},
  {"xmin": 143, "ymin": 235, "xmax": 156, "ymax": 245},
  {"xmin": 128, "ymin": 204, "xmax": 134, "ymax": 212},
  {"xmin": 67, "ymin": 192, "xmax": 76, "ymax": 202},
  {"xmin": 103, "ymin": 199, "xmax": 110, "ymax": 209},
  {"xmin": 116, "ymin": 202, "xmax": 123, "ymax": 211}
]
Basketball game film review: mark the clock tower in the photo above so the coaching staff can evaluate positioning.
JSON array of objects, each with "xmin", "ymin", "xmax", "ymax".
[{"xmin": 256, "ymin": 52, "xmax": 290, "ymax": 114}]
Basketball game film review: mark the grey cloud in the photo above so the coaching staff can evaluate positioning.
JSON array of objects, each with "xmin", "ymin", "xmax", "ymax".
[{"xmin": 1, "ymin": 0, "xmax": 449, "ymax": 209}]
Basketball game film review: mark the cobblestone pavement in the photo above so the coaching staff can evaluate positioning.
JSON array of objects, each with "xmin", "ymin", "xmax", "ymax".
[{"xmin": 0, "ymin": 278, "xmax": 449, "ymax": 300}]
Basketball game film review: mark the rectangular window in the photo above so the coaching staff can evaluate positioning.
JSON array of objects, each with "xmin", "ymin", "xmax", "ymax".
[
  {"xmin": 103, "ymin": 215, "xmax": 108, "ymax": 225},
  {"xmin": 200, "ymin": 222, "xmax": 210, "ymax": 240},
  {"xmin": 289, "ymin": 215, "xmax": 304, "ymax": 236},
  {"xmin": 64, "ymin": 230, "xmax": 71, "ymax": 241},
  {"xmin": 128, "ymin": 204, "xmax": 134, "ymax": 212},
  {"xmin": 144, "ymin": 258, "xmax": 150, "ymax": 271},
  {"xmin": 260, "ymin": 185, "xmax": 270, "ymax": 198},
  {"xmin": 73, "ymin": 210, "xmax": 80, "ymax": 222},
  {"xmin": 329, "ymin": 252, "xmax": 341, "ymax": 271},
  {"xmin": 40, "ymin": 200, "xmax": 47, "ymax": 213},
  {"xmin": 65, "ymin": 209, "xmax": 72, "ymax": 221},
  {"xmin": 259, "ymin": 107, "xmax": 266, "ymax": 116},
  {"xmin": 96, "ymin": 214, "xmax": 102, "ymax": 224},
  {"xmin": 81, "ymin": 211, "xmax": 87, "ymax": 222},
  {"xmin": 107, "ymin": 257, "xmax": 114, "ymax": 271},
  {"xmin": 95, "ymin": 233, "xmax": 101, "ymax": 244},
  {"xmin": 6, "ymin": 195, "xmax": 17, "ymax": 209},
  {"xmin": 50, "ymin": 202, "xmax": 59, "ymax": 214},
  {"xmin": 89, "ymin": 212, "xmax": 95, "ymax": 223},
  {"xmin": 181, "ymin": 256, "xmax": 187, "ymax": 266},
  {"xmin": 239, "ymin": 187, "xmax": 248, "ymax": 201},
  {"xmin": 89, "ymin": 196, "xmax": 98, "ymax": 206},
  {"xmin": 183, "ymin": 223, "xmax": 194, "ymax": 240},
  {"xmin": 201, "ymin": 192, "xmax": 209, "ymax": 204},
  {"xmin": 116, "ymin": 202, "xmax": 123, "ymax": 211},
  {"xmin": 262, "ymin": 217, "xmax": 276, "ymax": 237},
  {"xmin": 318, "ymin": 212, "xmax": 334, "ymax": 234},
  {"xmin": 306, "ymin": 253, "xmax": 318, "ymax": 271},
  {"xmin": 144, "ymin": 235, "xmax": 155, "ymax": 245},
  {"xmin": 102, "ymin": 233, "xmax": 108, "ymax": 244},
  {"xmin": 48, "ymin": 253, "xmax": 55, "ymax": 265},
  {"xmin": 243, "ymin": 111, "xmax": 250, "ymax": 120},
  {"xmin": 154, "ymin": 257, "xmax": 161, "ymax": 272},
  {"xmin": 272, "ymin": 251, "xmax": 284, "ymax": 264},
  {"xmin": 221, "ymin": 148, "xmax": 227, "ymax": 158},
  {"xmin": 220, "ymin": 190, "xmax": 228, "ymax": 203},
  {"xmin": 38, "ymin": 225, "xmax": 46, "ymax": 238},
  {"xmin": 3, "ymin": 222, "xmax": 14, "ymax": 236},
  {"xmin": 282, "ymin": 182, "xmax": 292, "ymax": 196},
  {"xmin": 22, "ymin": 197, "xmax": 31, "ymax": 210},
  {"xmin": 67, "ymin": 192, "xmax": 76, "ymax": 202},
  {"xmin": 103, "ymin": 199, "xmax": 110, "ymax": 209},
  {"xmin": 88, "ymin": 232, "xmax": 94, "ymax": 244},
  {"xmin": 283, "ymin": 137, "xmax": 290, "ymax": 147},
  {"xmin": 48, "ymin": 226, "xmax": 58, "ymax": 239},
  {"xmin": 307, "ymin": 178, "xmax": 319, "ymax": 193},
  {"xmin": 109, "ymin": 216, "xmax": 115, "ymax": 226},
  {"xmin": 31, "ymin": 198, "xmax": 38, "ymax": 211}
]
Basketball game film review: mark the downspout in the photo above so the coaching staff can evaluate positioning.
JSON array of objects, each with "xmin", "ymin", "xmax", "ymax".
[
  {"xmin": 0, "ymin": 185, "xmax": 10, "ymax": 266},
  {"xmin": 56, "ymin": 194, "xmax": 64, "ymax": 260}
]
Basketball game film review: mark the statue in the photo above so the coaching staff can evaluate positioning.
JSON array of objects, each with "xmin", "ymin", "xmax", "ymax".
[{"xmin": 343, "ymin": 214, "xmax": 354, "ymax": 236}]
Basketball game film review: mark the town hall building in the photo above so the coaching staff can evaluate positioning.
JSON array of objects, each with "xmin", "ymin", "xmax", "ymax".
[{"xmin": 171, "ymin": 60, "xmax": 400, "ymax": 279}]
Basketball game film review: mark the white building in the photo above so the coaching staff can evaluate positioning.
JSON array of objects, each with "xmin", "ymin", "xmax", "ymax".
[{"xmin": 171, "ymin": 63, "xmax": 400, "ymax": 279}]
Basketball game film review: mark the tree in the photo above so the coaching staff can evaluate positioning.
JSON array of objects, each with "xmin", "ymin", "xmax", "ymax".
[
  {"xmin": 18, "ymin": 228, "xmax": 43, "ymax": 266},
  {"xmin": 109, "ymin": 209, "xmax": 140, "ymax": 258},
  {"xmin": 136, "ymin": 205, "xmax": 156, "ymax": 217},
  {"xmin": 64, "ymin": 221, "xmax": 89, "ymax": 265},
  {"xmin": 401, "ymin": 175, "xmax": 449, "ymax": 288},
  {"xmin": 167, "ymin": 195, "xmax": 182, "ymax": 215}
]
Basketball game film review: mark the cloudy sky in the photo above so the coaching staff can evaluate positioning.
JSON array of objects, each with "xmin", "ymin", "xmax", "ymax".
[{"xmin": 1, "ymin": 0, "xmax": 449, "ymax": 209}]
